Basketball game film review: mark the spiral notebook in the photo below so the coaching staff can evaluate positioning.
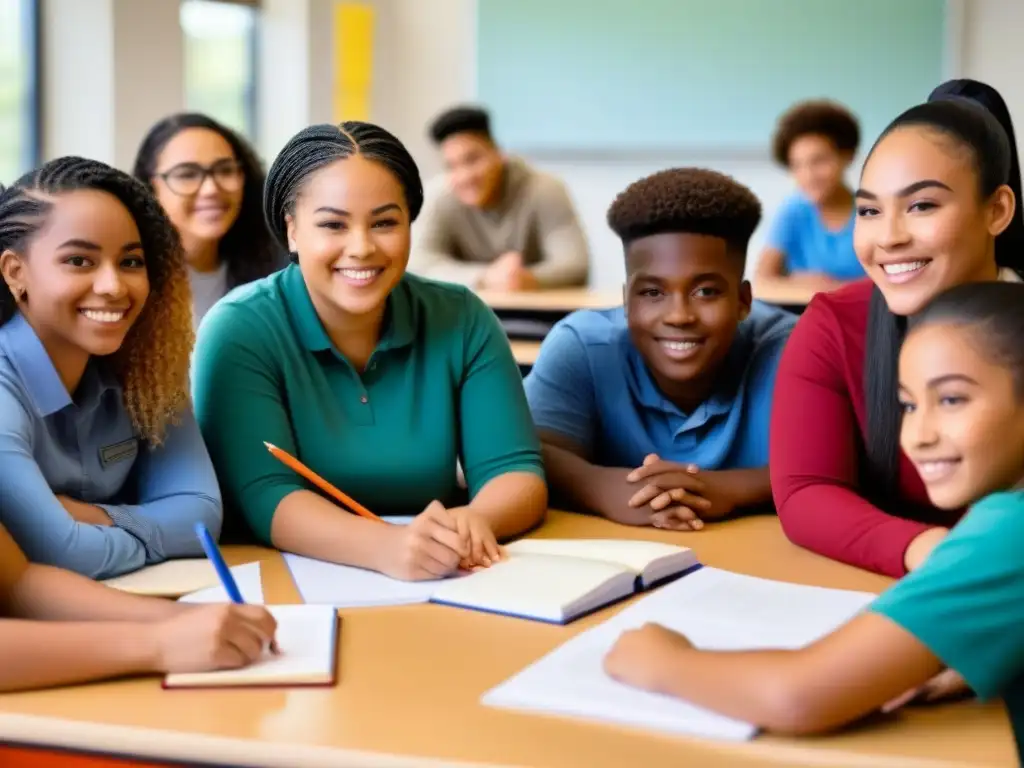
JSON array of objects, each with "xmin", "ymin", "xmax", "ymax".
[{"xmin": 285, "ymin": 538, "xmax": 699, "ymax": 624}]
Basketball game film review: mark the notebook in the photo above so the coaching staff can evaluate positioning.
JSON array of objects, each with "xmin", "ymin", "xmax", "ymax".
[
  {"xmin": 482, "ymin": 567, "xmax": 876, "ymax": 741},
  {"xmin": 163, "ymin": 605, "xmax": 339, "ymax": 689},
  {"xmin": 101, "ymin": 560, "xmax": 261, "ymax": 600},
  {"xmin": 284, "ymin": 538, "xmax": 699, "ymax": 624}
]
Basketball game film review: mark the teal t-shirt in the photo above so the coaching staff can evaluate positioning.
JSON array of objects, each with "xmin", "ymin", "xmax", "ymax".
[{"xmin": 871, "ymin": 490, "xmax": 1024, "ymax": 762}]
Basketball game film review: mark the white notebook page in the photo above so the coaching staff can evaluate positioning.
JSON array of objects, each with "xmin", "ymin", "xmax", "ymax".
[
  {"xmin": 283, "ymin": 553, "xmax": 445, "ymax": 607},
  {"xmin": 431, "ymin": 554, "xmax": 634, "ymax": 621},
  {"xmin": 483, "ymin": 567, "xmax": 875, "ymax": 742},
  {"xmin": 164, "ymin": 605, "xmax": 337, "ymax": 687},
  {"xmin": 504, "ymin": 538, "xmax": 690, "ymax": 573}
]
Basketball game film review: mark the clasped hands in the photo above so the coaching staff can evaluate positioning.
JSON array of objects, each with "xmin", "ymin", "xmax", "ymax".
[
  {"xmin": 621, "ymin": 454, "xmax": 736, "ymax": 531},
  {"xmin": 384, "ymin": 500, "xmax": 503, "ymax": 581}
]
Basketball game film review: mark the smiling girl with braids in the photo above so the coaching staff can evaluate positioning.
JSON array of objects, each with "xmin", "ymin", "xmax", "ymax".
[
  {"xmin": 192, "ymin": 122, "xmax": 546, "ymax": 579},
  {"xmin": 0, "ymin": 156, "xmax": 222, "ymax": 579}
]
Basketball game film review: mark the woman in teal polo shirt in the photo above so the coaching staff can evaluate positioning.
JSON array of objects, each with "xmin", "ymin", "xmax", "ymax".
[
  {"xmin": 192, "ymin": 122, "xmax": 547, "ymax": 581},
  {"xmin": 602, "ymin": 282, "xmax": 1024, "ymax": 758}
]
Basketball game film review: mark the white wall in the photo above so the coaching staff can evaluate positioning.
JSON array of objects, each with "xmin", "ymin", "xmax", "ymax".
[
  {"xmin": 961, "ymin": 0, "xmax": 1024, "ymax": 164},
  {"xmin": 43, "ymin": 0, "xmax": 184, "ymax": 170}
]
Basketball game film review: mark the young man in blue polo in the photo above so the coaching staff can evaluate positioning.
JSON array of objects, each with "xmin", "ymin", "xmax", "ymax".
[{"xmin": 524, "ymin": 168, "xmax": 795, "ymax": 530}]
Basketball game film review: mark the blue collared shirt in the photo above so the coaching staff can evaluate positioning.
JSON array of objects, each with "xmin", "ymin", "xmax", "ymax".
[
  {"xmin": 524, "ymin": 301, "xmax": 795, "ymax": 470},
  {"xmin": 0, "ymin": 313, "xmax": 222, "ymax": 578}
]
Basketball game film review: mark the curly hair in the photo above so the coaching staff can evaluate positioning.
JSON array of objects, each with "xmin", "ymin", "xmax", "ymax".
[
  {"xmin": 771, "ymin": 99, "xmax": 861, "ymax": 167},
  {"xmin": 428, "ymin": 105, "xmax": 493, "ymax": 145},
  {"xmin": 606, "ymin": 168, "xmax": 762, "ymax": 264},
  {"xmin": 133, "ymin": 112, "xmax": 285, "ymax": 290},
  {"xmin": 0, "ymin": 156, "xmax": 193, "ymax": 446}
]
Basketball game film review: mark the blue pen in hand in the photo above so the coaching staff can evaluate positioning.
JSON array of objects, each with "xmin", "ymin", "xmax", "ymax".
[
  {"xmin": 194, "ymin": 523, "xmax": 280, "ymax": 656},
  {"xmin": 195, "ymin": 522, "xmax": 245, "ymax": 603}
]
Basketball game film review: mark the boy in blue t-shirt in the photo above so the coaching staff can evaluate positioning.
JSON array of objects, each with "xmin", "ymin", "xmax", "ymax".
[
  {"xmin": 525, "ymin": 168, "xmax": 795, "ymax": 531},
  {"xmin": 755, "ymin": 100, "xmax": 864, "ymax": 293}
]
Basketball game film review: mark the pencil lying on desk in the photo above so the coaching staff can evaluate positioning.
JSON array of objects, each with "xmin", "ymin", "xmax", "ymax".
[{"xmin": 263, "ymin": 441, "xmax": 382, "ymax": 522}]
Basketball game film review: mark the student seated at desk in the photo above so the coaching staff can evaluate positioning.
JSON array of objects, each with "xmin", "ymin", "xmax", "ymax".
[
  {"xmin": 192, "ymin": 122, "xmax": 547, "ymax": 581},
  {"xmin": 408, "ymin": 105, "xmax": 589, "ymax": 291},
  {"xmin": 133, "ymin": 113, "xmax": 285, "ymax": 329},
  {"xmin": 0, "ymin": 157, "xmax": 222, "ymax": 579},
  {"xmin": 755, "ymin": 100, "xmax": 863, "ymax": 294},
  {"xmin": 771, "ymin": 79, "xmax": 1024, "ymax": 578},
  {"xmin": 604, "ymin": 283, "xmax": 1024, "ymax": 760},
  {"xmin": 525, "ymin": 169, "xmax": 795, "ymax": 530},
  {"xmin": 0, "ymin": 520, "xmax": 276, "ymax": 692}
]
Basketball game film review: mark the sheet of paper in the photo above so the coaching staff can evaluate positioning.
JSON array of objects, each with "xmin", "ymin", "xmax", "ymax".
[
  {"xmin": 178, "ymin": 562, "xmax": 264, "ymax": 604},
  {"xmin": 101, "ymin": 559, "xmax": 219, "ymax": 597},
  {"xmin": 283, "ymin": 553, "xmax": 443, "ymax": 607},
  {"xmin": 164, "ymin": 605, "xmax": 337, "ymax": 687},
  {"xmin": 483, "ymin": 567, "xmax": 876, "ymax": 742}
]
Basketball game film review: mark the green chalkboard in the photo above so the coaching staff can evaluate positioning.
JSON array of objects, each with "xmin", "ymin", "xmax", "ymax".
[{"xmin": 476, "ymin": 0, "xmax": 946, "ymax": 152}]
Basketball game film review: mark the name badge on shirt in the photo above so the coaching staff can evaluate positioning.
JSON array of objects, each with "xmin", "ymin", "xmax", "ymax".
[{"xmin": 98, "ymin": 437, "xmax": 138, "ymax": 469}]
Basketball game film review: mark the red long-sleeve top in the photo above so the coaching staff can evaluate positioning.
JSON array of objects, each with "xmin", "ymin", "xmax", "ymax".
[{"xmin": 770, "ymin": 280, "xmax": 963, "ymax": 578}]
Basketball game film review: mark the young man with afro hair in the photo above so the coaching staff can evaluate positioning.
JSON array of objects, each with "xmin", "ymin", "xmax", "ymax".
[
  {"xmin": 755, "ymin": 99, "xmax": 864, "ymax": 295},
  {"xmin": 525, "ymin": 168, "xmax": 795, "ymax": 529},
  {"xmin": 408, "ymin": 105, "xmax": 589, "ymax": 291}
]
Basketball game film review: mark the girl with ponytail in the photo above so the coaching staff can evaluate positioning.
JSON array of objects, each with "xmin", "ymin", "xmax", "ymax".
[{"xmin": 770, "ymin": 79, "xmax": 1024, "ymax": 578}]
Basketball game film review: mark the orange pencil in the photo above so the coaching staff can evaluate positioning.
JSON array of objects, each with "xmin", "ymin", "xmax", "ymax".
[{"xmin": 263, "ymin": 441, "xmax": 382, "ymax": 522}]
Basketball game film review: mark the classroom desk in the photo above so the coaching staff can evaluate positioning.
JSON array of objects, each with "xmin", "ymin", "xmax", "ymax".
[
  {"xmin": 478, "ymin": 288, "xmax": 621, "ymax": 313},
  {"xmin": 0, "ymin": 512, "xmax": 1015, "ymax": 768},
  {"xmin": 511, "ymin": 340, "xmax": 541, "ymax": 366},
  {"xmin": 481, "ymin": 289, "xmax": 621, "ymax": 342},
  {"xmin": 484, "ymin": 286, "xmax": 812, "ymax": 346},
  {"xmin": 751, "ymin": 281, "xmax": 819, "ymax": 312}
]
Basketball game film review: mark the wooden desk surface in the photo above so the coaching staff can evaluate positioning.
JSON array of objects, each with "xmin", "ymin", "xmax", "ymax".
[
  {"xmin": 0, "ymin": 512, "xmax": 1014, "ymax": 768},
  {"xmin": 751, "ymin": 281, "xmax": 820, "ymax": 307},
  {"xmin": 511, "ymin": 340, "xmax": 541, "ymax": 365},
  {"xmin": 479, "ymin": 288, "xmax": 620, "ymax": 312},
  {"xmin": 481, "ymin": 284, "xmax": 817, "ymax": 314}
]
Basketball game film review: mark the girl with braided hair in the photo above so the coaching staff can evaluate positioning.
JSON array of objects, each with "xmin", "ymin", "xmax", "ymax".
[
  {"xmin": 192, "ymin": 122, "xmax": 546, "ymax": 580},
  {"xmin": 0, "ymin": 156, "xmax": 222, "ymax": 579}
]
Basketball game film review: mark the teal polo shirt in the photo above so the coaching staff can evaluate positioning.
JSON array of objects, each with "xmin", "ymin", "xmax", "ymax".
[
  {"xmin": 191, "ymin": 264, "xmax": 544, "ymax": 542},
  {"xmin": 871, "ymin": 491, "xmax": 1024, "ymax": 762}
]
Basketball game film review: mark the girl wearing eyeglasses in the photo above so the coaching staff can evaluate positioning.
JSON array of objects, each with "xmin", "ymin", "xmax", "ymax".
[{"xmin": 133, "ymin": 113, "xmax": 285, "ymax": 328}]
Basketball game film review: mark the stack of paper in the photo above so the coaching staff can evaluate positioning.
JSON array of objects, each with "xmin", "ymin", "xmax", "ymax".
[{"xmin": 482, "ymin": 567, "xmax": 876, "ymax": 741}]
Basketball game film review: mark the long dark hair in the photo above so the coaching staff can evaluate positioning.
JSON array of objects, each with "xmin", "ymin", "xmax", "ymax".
[
  {"xmin": 864, "ymin": 79, "xmax": 1024, "ymax": 499},
  {"xmin": 132, "ymin": 112, "xmax": 284, "ymax": 290},
  {"xmin": 909, "ymin": 282, "xmax": 1024, "ymax": 397}
]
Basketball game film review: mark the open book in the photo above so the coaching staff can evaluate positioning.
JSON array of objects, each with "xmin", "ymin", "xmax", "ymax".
[
  {"xmin": 163, "ymin": 605, "xmax": 339, "ymax": 689},
  {"xmin": 482, "ymin": 567, "xmax": 875, "ymax": 741},
  {"xmin": 284, "ymin": 538, "xmax": 699, "ymax": 624}
]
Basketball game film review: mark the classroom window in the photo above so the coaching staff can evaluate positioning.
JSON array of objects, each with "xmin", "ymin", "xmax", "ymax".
[
  {"xmin": 0, "ymin": 0, "xmax": 40, "ymax": 183},
  {"xmin": 181, "ymin": 0, "xmax": 259, "ymax": 139}
]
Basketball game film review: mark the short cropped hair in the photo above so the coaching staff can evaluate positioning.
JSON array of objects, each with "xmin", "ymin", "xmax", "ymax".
[
  {"xmin": 606, "ymin": 168, "xmax": 762, "ymax": 263},
  {"xmin": 771, "ymin": 100, "xmax": 861, "ymax": 167},
  {"xmin": 429, "ymin": 106, "xmax": 493, "ymax": 145}
]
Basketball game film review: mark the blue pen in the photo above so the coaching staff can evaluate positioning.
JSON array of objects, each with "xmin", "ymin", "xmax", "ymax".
[{"xmin": 195, "ymin": 522, "xmax": 244, "ymax": 603}]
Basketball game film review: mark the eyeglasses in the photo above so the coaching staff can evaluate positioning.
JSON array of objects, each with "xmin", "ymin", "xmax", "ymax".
[{"xmin": 155, "ymin": 160, "xmax": 245, "ymax": 196}]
